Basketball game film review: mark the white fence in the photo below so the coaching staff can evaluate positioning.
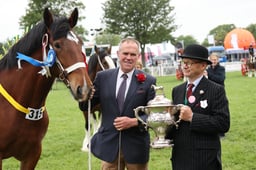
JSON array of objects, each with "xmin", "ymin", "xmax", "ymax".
[{"xmin": 145, "ymin": 62, "xmax": 241, "ymax": 77}]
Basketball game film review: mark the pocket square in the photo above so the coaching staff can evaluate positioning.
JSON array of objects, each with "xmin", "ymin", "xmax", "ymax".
[{"xmin": 137, "ymin": 89, "xmax": 145, "ymax": 94}]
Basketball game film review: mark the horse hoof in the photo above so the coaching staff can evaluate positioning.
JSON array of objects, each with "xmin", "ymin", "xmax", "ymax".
[{"xmin": 81, "ymin": 147, "xmax": 89, "ymax": 152}]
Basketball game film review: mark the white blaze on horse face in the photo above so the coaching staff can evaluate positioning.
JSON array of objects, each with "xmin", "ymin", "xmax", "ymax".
[
  {"xmin": 67, "ymin": 31, "xmax": 79, "ymax": 44},
  {"xmin": 104, "ymin": 56, "xmax": 116, "ymax": 68}
]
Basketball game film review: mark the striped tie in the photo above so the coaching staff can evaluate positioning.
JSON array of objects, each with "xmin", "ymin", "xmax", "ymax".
[
  {"xmin": 117, "ymin": 74, "xmax": 128, "ymax": 112},
  {"xmin": 187, "ymin": 83, "xmax": 194, "ymax": 99}
]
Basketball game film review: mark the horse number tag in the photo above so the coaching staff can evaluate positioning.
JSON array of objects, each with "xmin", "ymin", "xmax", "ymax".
[{"xmin": 25, "ymin": 107, "xmax": 44, "ymax": 121}]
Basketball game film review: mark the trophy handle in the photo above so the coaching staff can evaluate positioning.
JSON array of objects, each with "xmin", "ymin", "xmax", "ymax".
[
  {"xmin": 170, "ymin": 104, "xmax": 184, "ymax": 129},
  {"xmin": 134, "ymin": 106, "xmax": 147, "ymax": 127}
]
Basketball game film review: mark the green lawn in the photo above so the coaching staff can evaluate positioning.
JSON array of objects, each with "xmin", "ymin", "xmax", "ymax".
[{"xmin": 2, "ymin": 71, "xmax": 256, "ymax": 169}]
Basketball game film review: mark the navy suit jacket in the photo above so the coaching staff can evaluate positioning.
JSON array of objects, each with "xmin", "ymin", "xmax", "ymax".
[
  {"xmin": 207, "ymin": 63, "xmax": 226, "ymax": 86},
  {"xmin": 82, "ymin": 68, "xmax": 156, "ymax": 163},
  {"xmin": 166, "ymin": 76, "xmax": 230, "ymax": 170}
]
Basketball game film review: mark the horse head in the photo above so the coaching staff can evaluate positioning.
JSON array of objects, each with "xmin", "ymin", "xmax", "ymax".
[
  {"xmin": 88, "ymin": 45, "xmax": 115, "ymax": 80},
  {"xmin": 43, "ymin": 8, "xmax": 92, "ymax": 102}
]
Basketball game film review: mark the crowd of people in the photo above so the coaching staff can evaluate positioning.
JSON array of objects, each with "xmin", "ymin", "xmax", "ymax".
[{"xmin": 79, "ymin": 37, "xmax": 230, "ymax": 170}]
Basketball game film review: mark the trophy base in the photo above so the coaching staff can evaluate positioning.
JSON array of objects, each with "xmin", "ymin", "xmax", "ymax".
[{"xmin": 150, "ymin": 139, "xmax": 173, "ymax": 149}]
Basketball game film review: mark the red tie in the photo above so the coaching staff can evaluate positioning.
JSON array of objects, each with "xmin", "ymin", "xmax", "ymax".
[{"xmin": 187, "ymin": 83, "xmax": 194, "ymax": 99}]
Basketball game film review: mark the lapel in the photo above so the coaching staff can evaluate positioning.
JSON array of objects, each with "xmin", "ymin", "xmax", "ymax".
[
  {"xmin": 110, "ymin": 68, "xmax": 119, "ymax": 101},
  {"xmin": 177, "ymin": 83, "xmax": 187, "ymax": 105}
]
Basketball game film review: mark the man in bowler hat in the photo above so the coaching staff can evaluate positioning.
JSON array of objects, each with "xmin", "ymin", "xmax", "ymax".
[{"xmin": 166, "ymin": 44, "xmax": 230, "ymax": 170}]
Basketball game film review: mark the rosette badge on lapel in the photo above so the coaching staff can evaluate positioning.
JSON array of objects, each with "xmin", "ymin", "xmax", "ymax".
[{"xmin": 136, "ymin": 73, "xmax": 146, "ymax": 83}]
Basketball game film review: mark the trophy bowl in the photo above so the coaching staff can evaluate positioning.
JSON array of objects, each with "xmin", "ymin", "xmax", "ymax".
[{"xmin": 134, "ymin": 85, "xmax": 182, "ymax": 149}]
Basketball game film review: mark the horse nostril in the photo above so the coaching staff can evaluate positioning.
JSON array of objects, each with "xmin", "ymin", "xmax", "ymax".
[{"xmin": 77, "ymin": 86, "xmax": 83, "ymax": 98}]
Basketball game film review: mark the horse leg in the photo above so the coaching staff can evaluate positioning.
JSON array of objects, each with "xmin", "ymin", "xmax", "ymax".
[
  {"xmin": 20, "ymin": 145, "xmax": 41, "ymax": 170},
  {"xmin": 96, "ymin": 111, "xmax": 102, "ymax": 133},
  {"xmin": 253, "ymin": 63, "xmax": 256, "ymax": 77},
  {"xmin": 81, "ymin": 129, "xmax": 90, "ymax": 152},
  {"xmin": 247, "ymin": 64, "xmax": 252, "ymax": 77},
  {"xmin": 248, "ymin": 69, "xmax": 252, "ymax": 77},
  {"xmin": 81, "ymin": 111, "xmax": 99, "ymax": 152},
  {"xmin": 81, "ymin": 111, "xmax": 90, "ymax": 152},
  {"xmin": 92, "ymin": 112, "xmax": 99, "ymax": 134},
  {"xmin": 0, "ymin": 156, "xmax": 2, "ymax": 170}
]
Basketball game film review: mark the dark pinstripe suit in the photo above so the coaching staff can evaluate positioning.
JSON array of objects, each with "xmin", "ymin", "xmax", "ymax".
[{"xmin": 166, "ymin": 76, "xmax": 230, "ymax": 170}]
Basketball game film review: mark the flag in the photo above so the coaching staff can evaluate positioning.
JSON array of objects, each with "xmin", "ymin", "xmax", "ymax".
[{"xmin": 208, "ymin": 35, "xmax": 215, "ymax": 45}]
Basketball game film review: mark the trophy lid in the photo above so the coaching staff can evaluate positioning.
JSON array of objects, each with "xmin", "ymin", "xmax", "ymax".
[{"xmin": 147, "ymin": 85, "xmax": 172, "ymax": 107}]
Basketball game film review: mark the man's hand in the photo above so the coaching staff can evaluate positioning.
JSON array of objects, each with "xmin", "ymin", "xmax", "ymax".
[
  {"xmin": 179, "ymin": 105, "xmax": 193, "ymax": 122},
  {"xmin": 88, "ymin": 86, "xmax": 95, "ymax": 100},
  {"xmin": 113, "ymin": 116, "xmax": 137, "ymax": 131}
]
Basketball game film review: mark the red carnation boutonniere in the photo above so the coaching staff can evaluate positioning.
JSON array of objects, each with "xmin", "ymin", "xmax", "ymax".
[{"xmin": 136, "ymin": 73, "xmax": 146, "ymax": 83}]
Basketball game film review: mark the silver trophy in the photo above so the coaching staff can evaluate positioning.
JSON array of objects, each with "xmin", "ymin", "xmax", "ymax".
[{"xmin": 134, "ymin": 85, "xmax": 182, "ymax": 149}]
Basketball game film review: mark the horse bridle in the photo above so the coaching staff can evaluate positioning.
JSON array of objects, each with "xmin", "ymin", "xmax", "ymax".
[
  {"xmin": 97, "ymin": 55, "xmax": 106, "ymax": 70},
  {"xmin": 56, "ymin": 58, "xmax": 86, "ymax": 88},
  {"xmin": 97, "ymin": 54, "xmax": 116, "ymax": 71},
  {"xmin": 43, "ymin": 32, "xmax": 88, "ymax": 88}
]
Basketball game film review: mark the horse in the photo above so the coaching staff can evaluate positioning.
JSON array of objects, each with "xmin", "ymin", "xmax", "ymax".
[
  {"xmin": 0, "ymin": 8, "xmax": 92, "ymax": 169},
  {"xmin": 246, "ymin": 54, "xmax": 256, "ymax": 77},
  {"xmin": 81, "ymin": 45, "xmax": 116, "ymax": 151}
]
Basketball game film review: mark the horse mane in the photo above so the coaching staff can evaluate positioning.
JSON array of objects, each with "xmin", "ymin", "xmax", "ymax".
[{"xmin": 0, "ymin": 16, "xmax": 70, "ymax": 70}]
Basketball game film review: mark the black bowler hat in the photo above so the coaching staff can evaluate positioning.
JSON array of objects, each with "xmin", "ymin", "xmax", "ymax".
[{"xmin": 181, "ymin": 44, "xmax": 212, "ymax": 64}]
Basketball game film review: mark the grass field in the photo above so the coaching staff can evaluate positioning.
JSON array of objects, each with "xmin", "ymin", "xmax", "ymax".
[{"xmin": 2, "ymin": 71, "xmax": 256, "ymax": 170}]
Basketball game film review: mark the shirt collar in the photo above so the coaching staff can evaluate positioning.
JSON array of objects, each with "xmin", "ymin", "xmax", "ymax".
[
  {"xmin": 187, "ymin": 75, "xmax": 204, "ymax": 88},
  {"xmin": 117, "ymin": 68, "xmax": 135, "ymax": 79}
]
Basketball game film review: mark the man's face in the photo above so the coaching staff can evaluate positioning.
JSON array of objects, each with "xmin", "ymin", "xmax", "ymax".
[
  {"xmin": 181, "ymin": 58, "xmax": 207, "ymax": 79},
  {"xmin": 117, "ymin": 41, "xmax": 140, "ymax": 73},
  {"xmin": 210, "ymin": 55, "xmax": 218, "ymax": 67}
]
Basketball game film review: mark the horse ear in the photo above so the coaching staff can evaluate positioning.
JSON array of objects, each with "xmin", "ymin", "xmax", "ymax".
[
  {"xmin": 43, "ymin": 8, "xmax": 53, "ymax": 29},
  {"xmin": 69, "ymin": 8, "xmax": 78, "ymax": 28},
  {"xmin": 94, "ymin": 45, "xmax": 99, "ymax": 54},
  {"xmin": 108, "ymin": 45, "xmax": 112, "ymax": 55}
]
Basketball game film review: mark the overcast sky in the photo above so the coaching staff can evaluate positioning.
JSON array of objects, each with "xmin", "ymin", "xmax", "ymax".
[{"xmin": 0, "ymin": 0, "xmax": 255, "ymax": 43}]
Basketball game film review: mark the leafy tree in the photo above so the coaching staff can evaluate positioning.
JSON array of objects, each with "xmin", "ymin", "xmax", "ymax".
[
  {"xmin": 19, "ymin": 0, "xmax": 87, "ymax": 40},
  {"xmin": 176, "ymin": 35, "xmax": 198, "ymax": 48},
  {"xmin": 0, "ymin": 43, "xmax": 4, "ymax": 58},
  {"xmin": 0, "ymin": 35, "xmax": 21, "ymax": 57},
  {"xmin": 95, "ymin": 33, "xmax": 121, "ymax": 46},
  {"xmin": 246, "ymin": 24, "xmax": 256, "ymax": 40},
  {"xmin": 202, "ymin": 24, "xmax": 235, "ymax": 46},
  {"xmin": 103, "ymin": 0, "xmax": 177, "ymax": 65}
]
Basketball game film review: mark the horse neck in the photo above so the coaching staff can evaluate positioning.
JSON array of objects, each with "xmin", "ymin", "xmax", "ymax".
[{"xmin": 0, "ymin": 50, "xmax": 56, "ymax": 108}]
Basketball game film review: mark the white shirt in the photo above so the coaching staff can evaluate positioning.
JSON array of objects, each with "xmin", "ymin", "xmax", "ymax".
[
  {"xmin": 116, "ymin": 68, "xmax": 134, "ymax": 98},
  {"xmin": 187, "ymin": 75, "xmax": 204, "ymax": 92}
]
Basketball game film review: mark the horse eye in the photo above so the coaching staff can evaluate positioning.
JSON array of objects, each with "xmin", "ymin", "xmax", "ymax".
[{"xmin": 53, "ymin": 42, "xmax": 61, "ymax": 49}]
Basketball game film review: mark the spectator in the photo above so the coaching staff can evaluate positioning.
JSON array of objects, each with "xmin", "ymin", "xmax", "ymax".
[
  {"xmin": 206, "ymin": 53, "xmax": 225, "ymax": 86},
  {"xmin": 135, "ymin": 61, "xmax": 143, "ymax": 70}
]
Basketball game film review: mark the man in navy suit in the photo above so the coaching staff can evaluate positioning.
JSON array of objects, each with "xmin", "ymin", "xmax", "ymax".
[
  {"xmin": 79, "ymin": 37, "xmax": 156, "ymax": 170},
  {"xmin": 166, "ymin": 44, "xmax": 230, "ymax": 170}
]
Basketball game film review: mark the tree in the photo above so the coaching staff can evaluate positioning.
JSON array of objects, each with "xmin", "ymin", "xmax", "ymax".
[
  {"xmin": 19, "ymin": 0, "xmax": 87, "ymax": 40},
  {"xmin": 176, "ymin": 35, "xmax": 198, "ymax": 48},
  {"xmin": 0, "ymin": 35, "xmax": 21, "ymax": 57},
  {"xmin": 95, "ymin": 33, "xmax": 121, "ymax": 46},
  {"xmin": 103, "ymin": 0, "xmax": 177, "ymax": 65},
  {"xmin": 202, "ymin": 24, "xmax": 235, "ymax": 46},
  {"xmin": 246, "ymin": 24, "xmax": 256, "ymax": 40}
]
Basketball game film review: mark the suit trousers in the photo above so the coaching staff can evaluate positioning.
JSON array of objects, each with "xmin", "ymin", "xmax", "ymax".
[{"xmin": 101, "ymin": 150, "xmax": 148, "ymax": 170}]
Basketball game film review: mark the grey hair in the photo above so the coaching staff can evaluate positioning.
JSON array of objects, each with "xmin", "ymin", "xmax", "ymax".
[{"xmin": 118, "ymin": 37, "xmax": 140, "ymax": 49}]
